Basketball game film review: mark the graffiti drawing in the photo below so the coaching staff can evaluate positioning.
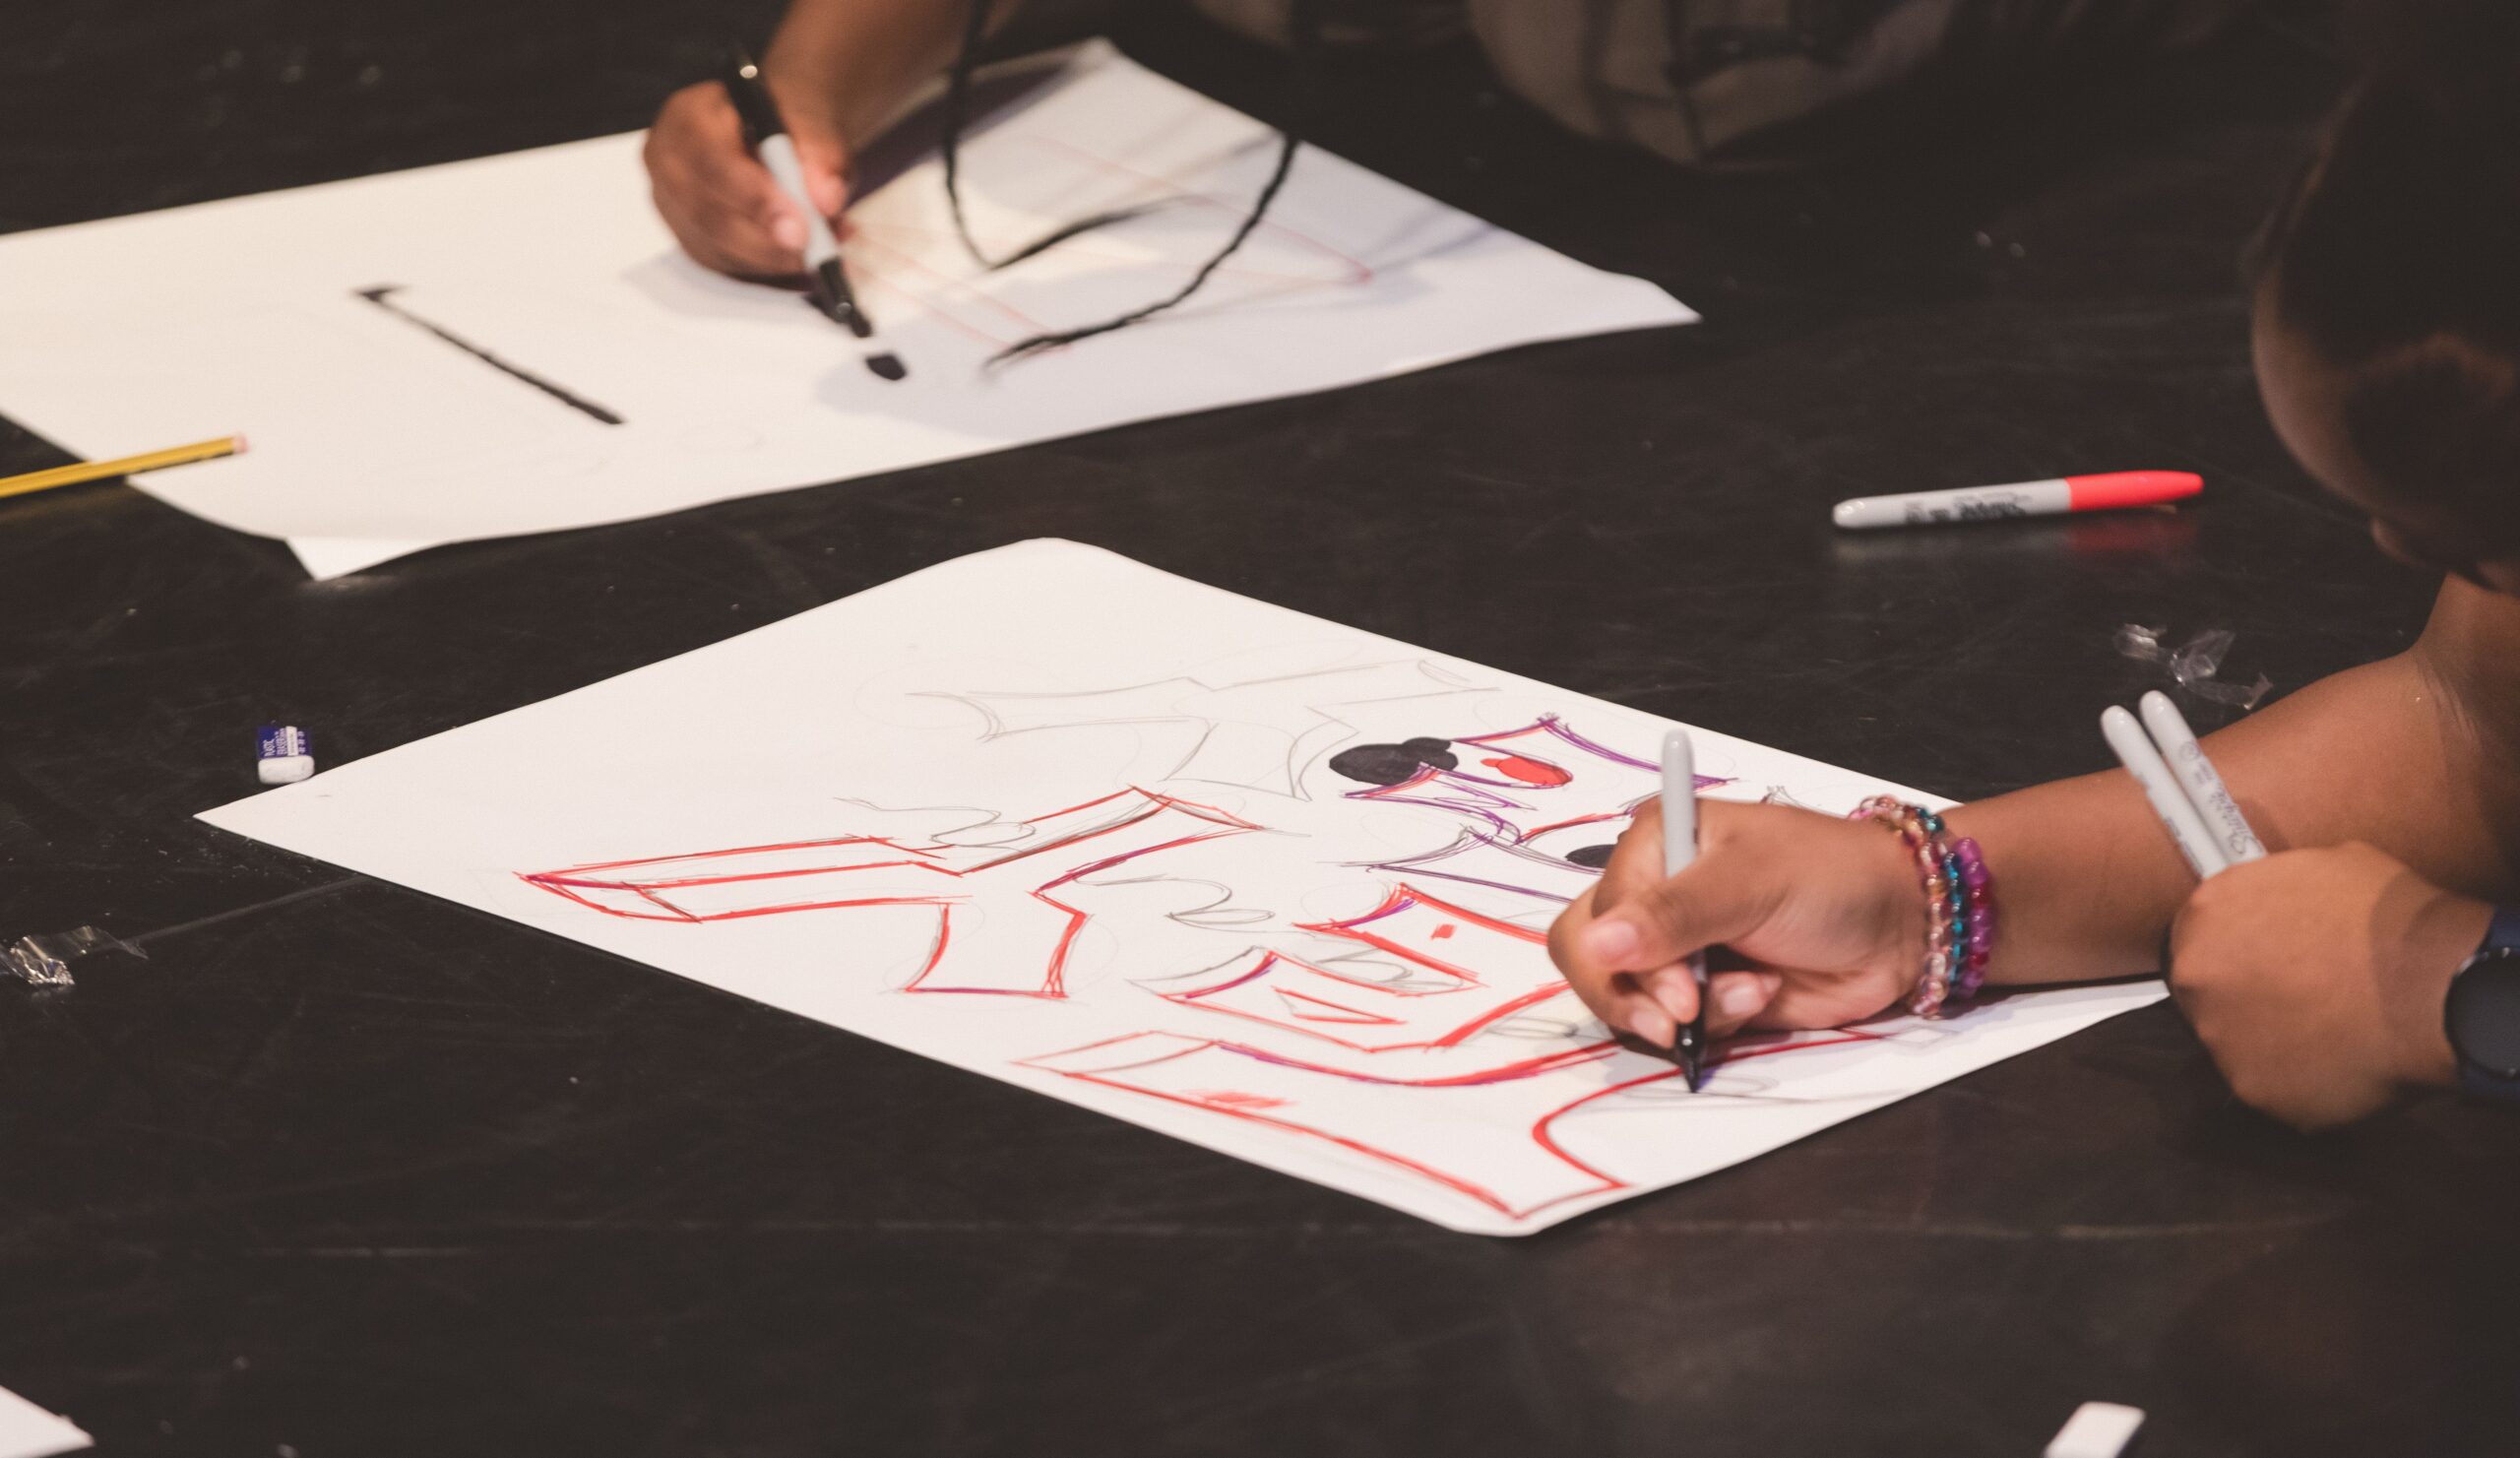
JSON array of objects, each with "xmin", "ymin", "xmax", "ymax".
[
  {"xmin": 521, "ymin": 788, "xmax": 1262, "ymax": 997},
  {"xmin": 513, "ymin": 705, "xmax": 1874, "ymax": 1226},
  {"xmin": 204, "ymin": 540, "xmax": 2168, "ymax": 1234}
]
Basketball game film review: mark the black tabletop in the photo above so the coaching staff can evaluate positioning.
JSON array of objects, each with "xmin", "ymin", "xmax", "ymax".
[{"xmin": 7, "ymin": 3, "xmax": 2516, "ymax": 1455}]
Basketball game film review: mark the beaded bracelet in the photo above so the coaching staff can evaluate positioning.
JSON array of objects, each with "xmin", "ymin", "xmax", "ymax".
[{"xmin": 1851, "ymin": 796, "xmax": 1997, "ymax": 1017}]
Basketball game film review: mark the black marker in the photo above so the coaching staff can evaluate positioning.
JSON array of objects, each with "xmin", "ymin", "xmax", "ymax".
[
  {"xmin": 721, "ymin": 50, "xmax": 906, "ymax": 382},
  {"xmin": 1662, "ymin": 730, "xmax": 1708, "ymax": 1091}
]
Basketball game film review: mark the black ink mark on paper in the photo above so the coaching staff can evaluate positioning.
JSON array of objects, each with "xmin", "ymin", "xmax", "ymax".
[
  {"xmin": 797, "ymin": 293, "xmax": 911, "ymax": 383},
  {"xmin": 355, "ymin": 285, "xmax": 625, "ymax": 425},
  {"xmin": 1329, "ymin": 737, "xmax": 1459, "ymax": 788}
]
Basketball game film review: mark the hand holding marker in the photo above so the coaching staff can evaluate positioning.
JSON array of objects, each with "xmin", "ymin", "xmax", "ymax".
[
  {"xmin": 720, "ymin": 49, "xmax": 906, "ymax": 383},
  {"xmin": 1660, "ymin": 729, "xmax": 1711, "ymax": 1091},
  {"xmin": 2103, "ymin": 690, "xmax": 2265, "ymax": 881}
]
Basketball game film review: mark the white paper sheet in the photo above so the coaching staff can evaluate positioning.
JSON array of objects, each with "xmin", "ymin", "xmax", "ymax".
[
  {"xmin": 0, "ymin": 1387, "xmax": 88, "ymax": 1458},
  {"xmin": 0, "ymin": 44, "xmax": 1693, "ymax": 579},
  {"xmin": 200, "ymin": 540, "xmax": 2162, "ymax": 1234}
]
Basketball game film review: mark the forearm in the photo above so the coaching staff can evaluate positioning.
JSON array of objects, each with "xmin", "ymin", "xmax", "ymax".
[
  {"xmin": 1945, "ymin": 766, "xmax": 2199, "ymax": 985},
  {"xmin": 1952, "ymin": 584, "xmax": 2520, "ymax": 985},
  {"xmin": 765, "ymin": 0, "xmax": 1024, "ymax": 146},
  {"xmin": 2207, "ymin": 652, "xmax": 2520, "ymax": 897}
]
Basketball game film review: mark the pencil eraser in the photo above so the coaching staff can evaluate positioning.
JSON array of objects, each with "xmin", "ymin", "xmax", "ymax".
[
  {"xmin": 2046, "ymin": 1402, "xmax": 2145, "ymax": 1458},
  {"xmin": 256, "ymin": 723, "xmax": 315, "ymax": 786}
]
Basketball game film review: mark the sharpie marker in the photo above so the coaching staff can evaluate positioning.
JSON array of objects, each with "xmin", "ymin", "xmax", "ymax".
[
  {"xmin": 1832, "ymin": 471, "xmax": 2202, "ymax": 531},
  {"xmin": 2136, "ymin": 690, "xmax": 2266, "ymax": 868},
  {"xmin": 2099, "ymin": 705, "xmax": 2226, "ymax": 878},
  {"xmin": 721, "ymin": 50, "xmax": 906, "ymax": 382},
  {"xmin": 1660, "ymin": 730, "xmax": 1709, "ymax": 1092}
]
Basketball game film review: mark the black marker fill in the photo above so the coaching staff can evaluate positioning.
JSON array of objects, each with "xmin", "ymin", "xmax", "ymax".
[
  {"xmin": 1329, "ymin": 737, "xmax": 1458, "ymax": 787},
  {"xmin": 797, "ymin": 293, "xmax": 909, "ymax": 382}
]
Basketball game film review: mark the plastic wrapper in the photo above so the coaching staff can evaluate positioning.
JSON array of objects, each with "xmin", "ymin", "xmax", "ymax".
[
  {"xmin": 3, "ymin": 925, "xmax": 142, "ymax": 989},
  {"xmin": 2115, "ymin": 624, "xmax": 2271, "ymax": 710}
]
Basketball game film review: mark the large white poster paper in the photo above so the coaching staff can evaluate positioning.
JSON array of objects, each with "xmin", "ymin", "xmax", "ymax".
[
  {"xmin": 0, "ymin": 1387, "xmax": 87, "ymax": 1458},
  {"xmin": 200, "ymin": 541, "xmax": 2163, "ymax": 1234},
  {"xmin": 201, "ymin": 543, "xmax": 2167, "ymax": 1234},
  {"xmin": 0, "ymin": 45, "xmax": 1693, "ymax": 578}
]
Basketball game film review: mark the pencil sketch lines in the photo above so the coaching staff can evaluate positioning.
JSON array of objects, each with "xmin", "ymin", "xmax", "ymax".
[
  {"xmin": 1360, "ymin": 828, "xmax": 1605, "ymax": 905},
  {"xmin": 926, "ymin": 659, "xmax": 1489, "ymax": 798},
  {"xmin": 1153, "ymin": 884, "xmax": 1571, "ymax": 1055},
  {"xmin": 1329, "ymin": 716, "xmax": 1726, "ymax": 899}
]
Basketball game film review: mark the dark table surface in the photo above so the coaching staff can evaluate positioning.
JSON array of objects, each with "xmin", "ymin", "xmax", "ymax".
[{"xmin": 7, "ymin": 2, "xmax": 2516, "ymax": 1454}]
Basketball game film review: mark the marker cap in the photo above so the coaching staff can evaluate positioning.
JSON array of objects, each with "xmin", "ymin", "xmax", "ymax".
[
  {"xmin": 2064, "ymin": 471, "xmax": 2203, "ymax": 512},
  {"xmin": 721, "ymin": 51, "xmax": 789, "ymax": 143}
]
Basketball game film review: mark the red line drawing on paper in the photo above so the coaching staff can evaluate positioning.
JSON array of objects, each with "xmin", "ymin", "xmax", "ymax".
[
  {"xmin": 1113, "ymin": 871, "xmax": 1900, "ymax": 1220},
  {"xmin": 1337, "ymin": 717, "xmax": 1674, "ymax": 842},
  {"xmin": 513, "ymin": 732, "xmax": 1905, "ymax": 1223},
  {"xmin": 1363, "ymin": 827, "xmax": 1606, "ymax": 906},
  {"xmin": 1158, "ymin": 884, "xmax": 1570, "ymax": 1054},
  {"xmin": 844, "ymin": 232, "xmax": 1052, "ymax": 350},
  {"xmin": 1271, "ymin": 986, "xmax": 1408, "ymax": 1026},
  {"xmin": 510, "ymin": 666, "xmax": 1864, "ymax": 1226},
  {"xmin": 1023, "ymin": 1027, "xmax": 1883, "ymax": 1221},
  {"xmin": 517, "ymin": 788, "xmax": 1262, "ymax": 998},
  {"xmin": 1328, "ymin": 716, "xmax": 1730, "ymax": 902}
]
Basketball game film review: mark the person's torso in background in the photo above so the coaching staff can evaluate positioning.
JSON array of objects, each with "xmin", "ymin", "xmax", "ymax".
[{"xmin": 1190, "ymin": 0, "xmax": 2256, "ymax": 170}]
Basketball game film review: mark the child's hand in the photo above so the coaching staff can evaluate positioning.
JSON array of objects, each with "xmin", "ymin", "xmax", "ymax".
[
  {"xmin": 2168, "ymin": 843, "xmax": 2485, "ymax": 1129},
  {"xmin": 645, "ymin": 79, "xmax": 850, "ymax": 282},
  {"xmin": 1545, "ymin": 799, "xmax": 1926, "ymax": 1048}
]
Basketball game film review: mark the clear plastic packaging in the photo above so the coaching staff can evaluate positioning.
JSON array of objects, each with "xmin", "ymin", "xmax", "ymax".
[
  {"xmin": 3, "ymin": 925, "xmax": 142, "ymax": 989},
  {"xmin": 2115, "ymin": 624, "xmax": 2271, "ymax": 710}
]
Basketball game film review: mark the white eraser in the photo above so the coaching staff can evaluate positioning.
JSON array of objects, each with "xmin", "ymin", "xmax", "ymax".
[
  {"xmin": 2047, "ymin": 1402, "xmax": 2145, "ymax": 1458},
  {"xmin": 256, "ymin": 724, "xmax": 316, "ymax": 786}
]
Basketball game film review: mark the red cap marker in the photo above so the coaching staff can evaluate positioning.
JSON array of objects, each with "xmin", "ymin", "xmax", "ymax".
[{"xmin": 1832, "ymin": 471, "xmax": 2202, "ymax": 531}]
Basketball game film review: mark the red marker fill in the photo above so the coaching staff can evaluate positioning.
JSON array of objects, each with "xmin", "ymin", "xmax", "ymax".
[{"xmin": 1831, "ymin": 471, "xmax": 2202, "ymax": 531}]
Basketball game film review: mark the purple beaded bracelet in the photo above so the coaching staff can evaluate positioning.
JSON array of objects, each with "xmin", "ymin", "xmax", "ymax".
[
  {"xmin": 1949, "ymin": 837, "xmax": 1996, "ymax": 1001},
  {"xmin": 1852, "ymin": 797, "xmax": 1997, "ymax": 1017}
]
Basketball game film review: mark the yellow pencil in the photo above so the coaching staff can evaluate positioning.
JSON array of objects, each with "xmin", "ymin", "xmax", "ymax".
[{"xmin": 0, "ymin": 434, "xmax": 247, "ymax": 502}]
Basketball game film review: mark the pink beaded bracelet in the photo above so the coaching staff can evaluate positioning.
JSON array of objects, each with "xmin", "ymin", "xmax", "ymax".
[{"xmin": 1852, "ymin": 797, "xmax": 1996, "ymax": 1017}]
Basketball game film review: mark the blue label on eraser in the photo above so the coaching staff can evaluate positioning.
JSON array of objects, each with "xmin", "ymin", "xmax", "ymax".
[{"xmin": 256, "ymin": 724, "xmax": 309, "ymax": 758}]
